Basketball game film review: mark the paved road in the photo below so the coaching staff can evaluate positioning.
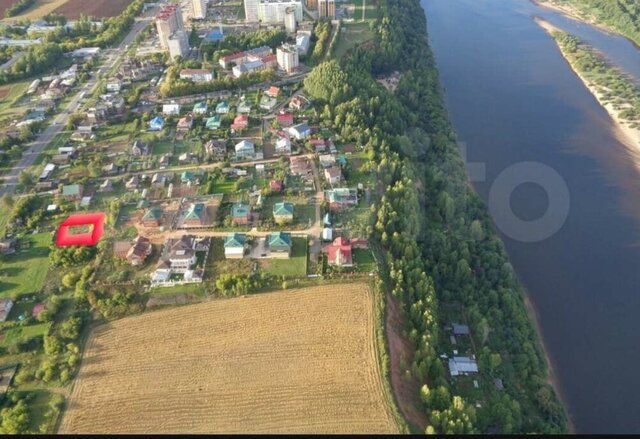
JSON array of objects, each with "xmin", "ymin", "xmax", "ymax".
[{"xmin": 0, "ymin": 14, "xmax": 154, "ymax": 197}]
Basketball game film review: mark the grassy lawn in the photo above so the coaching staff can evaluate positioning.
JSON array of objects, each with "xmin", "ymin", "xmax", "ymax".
[
  {"xmin": 353, "ymin": 248, "xmax": 376, "ymax": 273},
  {"xmin": 0, "ymin": 80, "xmax": 29, "ymax": 116},
  {"xmin": 152, "ymin": 140, "xmax": 175, "ymax": 156},
  {"xmin": 351, "ymin": 0, "xmax": 378, "ymax": 20},
  {"xmin": 333, "ymin": 22, "xmax": 375, "ymax": 60},
  {"xmin": 1, "ymin": 323, "xmax": 51, "ymax": 347},
  {"xmin": 147, "ymin": 283, "xmax": 207, "ymax": 297},
  {"xmin": 0, "ymin": 233, "xmax": 51, "ymax": 299},
  {"xmin": 260, "ymin": 237, "xmax": 308, "ymax": 278}
]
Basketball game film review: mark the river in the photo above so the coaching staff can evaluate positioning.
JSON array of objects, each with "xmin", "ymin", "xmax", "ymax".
[{"xmin": 421, "ymin": 0, "xmax": 640, "ymax": 433}]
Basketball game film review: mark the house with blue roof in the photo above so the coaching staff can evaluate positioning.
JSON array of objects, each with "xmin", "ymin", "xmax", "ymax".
[
  {"xmin": 216, "ymin": 101, "xmax": 230, "ymax": 114},
  {"xmin": 224, "ymin": 233, "xmax": 246, "ymax": 259},
  {"xmin": 149, "ymin": 116, "xmax": 165, "ymax": 131}
]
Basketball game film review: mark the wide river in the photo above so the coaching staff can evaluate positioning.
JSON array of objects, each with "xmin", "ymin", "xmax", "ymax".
[{"xmin": 422, "ymin": 0, "xmax": 640, "ymax": 433}]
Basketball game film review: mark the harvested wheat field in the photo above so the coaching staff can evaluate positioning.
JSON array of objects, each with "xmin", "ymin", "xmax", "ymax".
[
  {"xmin": 53, "ymin": 0, "xmax": 129, "ymax": 19},
  {"xmin": 60, "ymin": 284, "xmax": 399, "ymax": 434}
]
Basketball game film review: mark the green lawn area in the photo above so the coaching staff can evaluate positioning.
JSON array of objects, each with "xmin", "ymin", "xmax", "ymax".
[
  {"xmin": 7, "ymin": 297, "xmax": 36, "ymax": 321},
  {"xmin": 353, "ymin": 248, "xmax": 376, "ymax": 273},
  {"xmin": 260, "ymin": 237, "xmax": 308, "ymax": 278},
  {"xmin": 148, "ymin": 283, "xmax": 207, "ymax": 297},
  {"xmin": 0, "ymin": 233, "xmax": 51, "ymax": 299},
  {"xmin": 1, "ymin": 323, "xmax": 51, "ymax": 347},
  {"xmin": 351, "ymin": 0, "xmax": 378, "ymax": 20},
  {"xmin": 333, "ymin": 22, "xmax": 375, "ymax": 60},
  {"xmin": 0, "ymin": 80, "xmax": 30, "ymax": 117},
  {"xmin": 152, "ymin": 140, "xmax": 175, "ymax": 155}
]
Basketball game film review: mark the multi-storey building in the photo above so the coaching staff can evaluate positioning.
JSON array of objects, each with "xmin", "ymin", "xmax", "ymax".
[
  {"xmin": 192, "ymin": 0, "xmax": 207, "ymax": 19},
  {"xmin": 276, "ymin": 43, "xmax": 299, "ymax": 73},
  {"xmin": 257, "ymin": 0, "xmax": 303, "ymax": 24},
  {"xmin": 168, "ymin": 30, "xmax": 189, "ymax": 60},
  {"xmin": 156, "ymin": 4, "xmax": 184, "ymax": 49},
  {"xmin": 244, "ymin": 0, "xmax": 259, "ymax": 22},
  {"xmin": 318, "ymin": 0, "xmax": 335, "ymax": 18}
]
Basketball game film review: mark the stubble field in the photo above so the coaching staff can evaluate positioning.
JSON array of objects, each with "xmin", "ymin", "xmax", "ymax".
[
  {"xmin": 53, "ymin": 0, "xmax": 130, "ymax": 19},
  {"xmin": 59, "ymin": 284, "xmax": 398, "ymax": 434}
]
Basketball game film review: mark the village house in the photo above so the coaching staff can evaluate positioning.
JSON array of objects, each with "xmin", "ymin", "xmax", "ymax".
[
  {"xmin": 237, "ymin": 100, "xmax": 252, "ymax": 114},
  {"xmin": 163, "ymin": 103, "xmax": 181, "ymax": 116},
  {"xmin": 205, "ymin": 140, "xmax": 227, "ymax": 160},
  {"xmin": 231, "ymin": 203, "xmax": 251, "ymax": 225},
  {"xmin": 268, "ymin": 232, "xmax": 292, "ymax": 258},
  {"xmin": 448, "ymin": 356, "xmax": 479, "ymax": 377},
  {"xmin": 206, "ymin": 115, "xmax": 221, "ymax": 130},
  {"xmin": 152, "ymin": 173, "xmax": 167, "ymax": 188},
  {"xmin": 113, "ymin": 236, "xmax": 153, "ymax": 266},
  {"xmin": 289, "ymin": 95, "xmax": 308, "ymax": 111},
  {"xmin": 179, "ymin": 69, "xmax": 214, "ymax": 83},
  {"xmin": 325, "ymin": 236, "xmax": 353, "ymax": 267},
  {"xmin": 125, "ymin": 175, "xmax": 140, "ymax": 190},
  {"xmin": 260, "ymin": 95, "xmax": 277, "ymax": 111},
  {"xmin": 152, "ymin": 235, "xmax": 209, "ymax": 284},
  {"xmin": 98, "ymin": 178, "xmax": 113, "ymax": 193},
  {"xmin": 184, "ymin": 203, "xmax": 207, "ymax": 226},
  {"xmin": 141, "ymin": 207, "xmax": 162, "ymax": 227},
  {"xmin": 149, "ymin": 116, "xmax": 165, "ymax": 131},
  {"xmin": 270, "ymin": 180, "xmax": 284, "ymax": 193},
  {"xmin": 61, "ymin": 184, "xmax": 83, "ymax": 201},
  {"xmin": 265, "ymin": 86, "xmax": 281, "ymax": 98},
  {"xmin": 32, "ymin": 303, "xmax": 45, "ymax": 319},
  {"xmin": 310, "ymin": 138, "xmax": 327, "ymax": 153},
  {"xmin": 0, "ymin": 238, "xmax": 17, "ymax": 255},
  {"xmin": 106, "ymin": 79, "xmax": 122, "ymax": 93},
  {"xmin": 0, "ymin": 298, "xmax": 14, "ymax": 322},
  {"xmin": 276, "ymin": 112, "xmax": 294, "ymax": 127},
  {"xmin": 289, "ymin": 156, "xmax": 312, "ymax": 178},
  {"xmin": 325, "ymin": 188, "xmax": 358, "ymax": 210},
  {"xmin": 289, "ymin": 123, "xmax": 310, "ymax": 140},
  {"xmin": 235, "ymin": 140, "xmax": 255, "ymax": 160},
  {"xmin": 230, "ymin": 114, "xmax": 249, "ymax": 132},
  {"xmin": 176, "ymin": 114, "xmax": 194, "ymax": 132},
  {"xmin": 224, "ymin": 233, "xmax": 246, "ymax": 259},
  {"xmin": 324, "ymin": 166, "xmax": 342, "ymax": 186},
  {"xmin": 319, "ymin": 154, "xmax": 336, "ymax": 168},
  {"xmin": 215, "ymin": 101, "xmax": 230, "ymax": 114},
  {"xmin": 193, "ymin": 101, "xmax": 208, "ymax": 115},
  {"xmin": 181, "ymin": 171, "xmax": 196, "ymax": 184},
  {"xmin": 275, "ymin": 137, "xmax": 292, "ymax": 155},
  {"xmin": 131, "ymin": 140, "xmax": 150, "ymax": 156},
  {"xmin": 273, "ymin": 202, "xmax": 294, "ymax": 224}
]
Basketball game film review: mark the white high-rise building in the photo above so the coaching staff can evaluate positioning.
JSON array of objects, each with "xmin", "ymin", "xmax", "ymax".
[
  {"xmin": 156, "ymin": 4, "xmax": 184, "ymax": 49},
  {"xmin": 277, "ymin": 43, "xmax": 299, "ymax": 73},
  {"xmin": 192, "ymin": 0, "xmax": 207, "ymax": 19},
  {"xmin": 245, "ymin": 0, "xmax": 259, "ymax": 22},
  {"xmin": 258, "ymin": 0, "xmax": 303, "ymax": 24},
  {"xmin": 168, "ymin": 31, "xmax": 189, "ymax": 61},
  {"xmin": 284, "ymin": 6, "xmax": 297, "ymax": 33}
]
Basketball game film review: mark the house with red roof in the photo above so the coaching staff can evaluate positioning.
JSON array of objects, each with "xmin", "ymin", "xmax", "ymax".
[
  {"xmin": 32, "ymin": 303, "xmax": 45, "ymax": 318},
  {"xmin": 266, "ymin": 86, "xmax": 281, "ymax": 98},
  {"xmin": 230, "ymin": 114, "xmax": 249, "ymax": 131},
  {"xmin": 325, "ymin": 237, "xmax": 353, "ymax": 267},
  {"xmin": 276, "ymin": 112, "xmax": 294, "ymax": 127}
]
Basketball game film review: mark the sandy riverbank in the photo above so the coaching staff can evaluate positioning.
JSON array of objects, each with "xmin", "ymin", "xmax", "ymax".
[
  {"xmin": 536, "ymin": 18, "xmax": 640, "ymax": 158},
  {"xmin": 531, "ymin": 0, "xmax": 620, "ymax": 38}
]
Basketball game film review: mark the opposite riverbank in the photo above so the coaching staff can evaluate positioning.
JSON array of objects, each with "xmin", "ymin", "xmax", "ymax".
[{"xmin": 537, "ymin": 19, "xmax": 640, "ymax": 157}]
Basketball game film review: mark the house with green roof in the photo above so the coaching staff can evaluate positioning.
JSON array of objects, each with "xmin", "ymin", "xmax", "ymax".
[
  {"xmin": 193, "ymin": 102, "xmax": 208, "ymax": 115},
  {"xmin": 61, "ymin": 184, "xmax": 84, "ymax": 201},
  {"xmin": 206, "ymin": 116, "xmax": 221, "ymax": 130},
  {"xmin": 273, "ymin": 202, "xmax": 294, "ymax": 224},
  {"xmin": 268, "ymin": 232, "xmax": 292, "ymax": 258},
  {"xmin": 325, "ymin": 188, "xmax": 358, "ymax": 211},
  {"xmin": 216, "ymin": 101, "xmax": 230, "ymax": 114},
  {"xmin": 181, "ymin": 171, "xmax": 195, "ymax": 183},
  {"xmin": 184, "ymin": 203, "xmax": 207, "ymax": 226},
  {"xmin": 141, "ymin": 207, "xmax": 162, "ymax": 227},
  {"xmin": 231, "ymin": 203, "xmax": 250, "ymax": 225},
  {"xmin": 224, "ymin": 233, "xmax": 246, "ymax": 259}
]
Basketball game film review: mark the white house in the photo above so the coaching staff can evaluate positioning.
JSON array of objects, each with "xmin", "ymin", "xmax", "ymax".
[
  {"xmin": 106, "ymin": 80, "xmax": 122, "ymax": 92},
  {"xmin": 288, "ymin": 123, "xmax": 310, "ymax": 140},
  {"xmin": 163, "ymin": 103, "xmax": 181, "ymax": 116},
  {"xmin": 235, "ymin": 140, "xmax": 255, "ymax": 160},
  {"xmin": 275, "ymin": 137, "xmax": 291, "ymax": 155}
]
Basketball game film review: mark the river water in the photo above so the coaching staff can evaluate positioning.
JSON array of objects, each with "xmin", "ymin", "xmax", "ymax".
[{"xmin": 421, "ymin": 0, "xmax": 640, "ymax": 433}]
